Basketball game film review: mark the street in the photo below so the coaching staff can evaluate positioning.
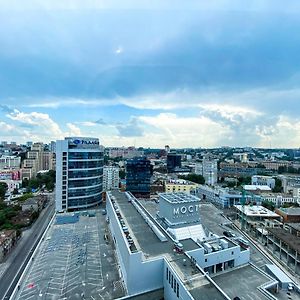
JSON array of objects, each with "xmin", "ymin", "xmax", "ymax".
[{"xmin": 0, "ymin": 193, "xmax": 55, "ymax": 300}]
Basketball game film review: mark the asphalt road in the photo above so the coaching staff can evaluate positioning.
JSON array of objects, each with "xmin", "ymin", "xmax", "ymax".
[{"xmin": 0, "ymin": 194, "xmax": 55, "ymax": 300}]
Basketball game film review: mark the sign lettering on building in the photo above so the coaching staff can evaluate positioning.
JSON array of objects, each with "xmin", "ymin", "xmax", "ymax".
[{"xmin": 173, "ymin": 204, "xmax": 199, "ymax": 215}]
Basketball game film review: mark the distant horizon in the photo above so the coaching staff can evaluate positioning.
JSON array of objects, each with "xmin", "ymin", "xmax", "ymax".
[{"xmin": 2, "ymin": 139, "xmax": 300, "ymax": 151}]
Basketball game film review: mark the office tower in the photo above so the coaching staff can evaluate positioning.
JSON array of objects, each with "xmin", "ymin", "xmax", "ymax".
[
  {"xmin": 167, "ymin": 152, "xmax": 181, "ymax": 173},
  {"xmin": 55, "ymin": 137, "xmax": 103, "ymax": 212},
  {"xmin": 126, "ymin": 156, "xmax": 153, "ymax": 198}
]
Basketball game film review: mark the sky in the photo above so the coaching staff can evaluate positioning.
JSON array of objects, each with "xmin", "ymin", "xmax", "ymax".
[{"xmin": 1, "ymin": 0, "xmax": 300, "ymax": 148}]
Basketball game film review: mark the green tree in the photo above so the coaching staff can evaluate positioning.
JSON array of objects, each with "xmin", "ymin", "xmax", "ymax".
[
  {"xmin": 0, "ymin": 182, "xmax": 8, "ymax": 200},
  {"xmin": 119, "ymin": 169, "xmax": 126, "ymax": 179},
  {"xmin": 178, "ymin": 173, "xmax": 205, "ymax": 184},
  {"xmin": 272, "ymin": 178, "xmax": 282, "ymax": 193},
  {"xmin": 262, "ymin": 200, "xmax": 275, "ymax": 211}
]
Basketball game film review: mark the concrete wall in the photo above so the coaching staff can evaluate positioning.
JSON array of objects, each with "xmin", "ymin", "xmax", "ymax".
[
  {"xmin": 55, "ymin": 140, "xmax": 68, "ymax": 211},
  {"xmin": 164, "ymin": 260, "xmax": 194, "ymax": 300},
  {"xmin": 107, "ymin": 193, "xmax": 164, "ymax": 295},
  {"xmin": 186, "ymin": 244, "xmax": 250, "ymax": 270}
]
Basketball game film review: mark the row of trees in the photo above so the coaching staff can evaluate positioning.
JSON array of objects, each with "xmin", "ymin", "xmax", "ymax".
[{"xmin": 22, "ymin": 170, "xmax": 55, "ymax": 192}]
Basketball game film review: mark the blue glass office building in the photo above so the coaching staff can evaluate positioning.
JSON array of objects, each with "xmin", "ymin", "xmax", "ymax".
[
  {"xmin": 126, "ymin": 157, "xmax": 153, "ymax": 198},
  {"xmin": 55, "ymin": 137, "xmax": 103, "ymax": 211}
]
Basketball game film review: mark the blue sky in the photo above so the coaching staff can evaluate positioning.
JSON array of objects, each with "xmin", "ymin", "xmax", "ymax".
[{"xmin": 1, "ymin": 0, "xmax": 300, "ymax": 147}]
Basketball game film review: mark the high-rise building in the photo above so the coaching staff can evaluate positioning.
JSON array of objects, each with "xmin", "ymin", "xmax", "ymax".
[
  {"xmin": 126, "ymin": 156, "xmax": 152, "ymax": 198},
  {"xmin": 103, "ymin": 166, "xmax": 119, "ymax": 191},
  {"xmin": 166, "ymin": 152, "xmax": 181, "ymax": 173},
  {"xmin": 55, "ymin": 137, "xmax": 103, "ymax": 212},
  {"xmin": 202, "ymin": 156, "xmax": 218, "ymax": 186}
]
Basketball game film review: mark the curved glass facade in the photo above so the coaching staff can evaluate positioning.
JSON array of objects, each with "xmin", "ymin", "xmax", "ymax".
[{"xmin": 56, "ymin": 137, "xmax": 103, "ymax": 212}]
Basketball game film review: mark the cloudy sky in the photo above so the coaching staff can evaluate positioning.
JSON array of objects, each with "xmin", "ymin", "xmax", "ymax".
[{"xmin": 1, "ymin": 0, "xmax": 300, "ymax": 148}]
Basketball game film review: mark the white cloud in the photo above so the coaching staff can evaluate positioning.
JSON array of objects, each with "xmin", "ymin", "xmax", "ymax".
[
  {"xmin": 137, "ymin": 113, "xmax": 232, "ymax": 147},
  {"xmin": 199, "ymin": 103, "xmax": 262, "ymax": 123},
  {"xmin": 6, "ymin": 110, "xmax": 63, "ymax": 139},
  {"xmin": 66, "ymin": 123, "xmax": 82, "ymax": 136}
]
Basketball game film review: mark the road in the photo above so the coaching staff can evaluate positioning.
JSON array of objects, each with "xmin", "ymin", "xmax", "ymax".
[{"xmin": 0, "ymin": 194, "xmax": 55, "ymax": 300}]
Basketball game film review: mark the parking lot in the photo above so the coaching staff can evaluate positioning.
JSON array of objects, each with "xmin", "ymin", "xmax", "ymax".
[{"xmin": 13, "ymin": 210, "xmax": 125, "ymax": 300}]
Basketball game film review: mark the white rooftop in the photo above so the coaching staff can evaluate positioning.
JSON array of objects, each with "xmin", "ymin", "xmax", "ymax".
[
  {"xmin": 167, "ymin": 224, "xmax": 207, "ymax": 242},
  {"xmin": 244, "ymin": 185, "xmax": 271, "ymax": 191},
  {"xmin": 234, "ymin": 205, "xmax": 280, "ymax": 218}
]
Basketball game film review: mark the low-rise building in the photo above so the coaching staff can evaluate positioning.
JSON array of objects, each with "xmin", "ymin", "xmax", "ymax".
[
  {"xmin": 251, "ymin": 175, "xmax": 276, "ymax": 189},
  {"xmin": 234, "ymin": 205, "xmax": 281, "ymax": 230},
  {"xmin": 260, "ymin": 193, "xmax": 299, "ymax": 207},
  {"xmin": 195, "ymin": 185, "xmax": 242, "ymax": 208},
  {"xmin": 165, "ymin": 179, "xmax": 198, "ymax": 194},
  {"xmin": 266, "ymin": 224, "xmax": 300, "ymax": 275},
  {"xmin": 275, "ymin": 207, "xmax": 300, "ymax": 223},
  {"xmin": 22, "ymin": 198, "xmax": 41, "ymax": 212}
]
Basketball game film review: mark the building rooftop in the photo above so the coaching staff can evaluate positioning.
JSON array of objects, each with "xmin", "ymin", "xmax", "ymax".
[
  {"xmin": 244, "ymin": 185, "xmax": 272, "ymax": 192},
  {"xmin": 159, "ymin": 192, "xmax": 200, "ymax": 204},
  {"xmin": 277, "ymin": 207, "xmax": 300, "ymax": 216},
  {"xmin": 111, "ymin": 191, "xmax": 199, "ymax": 258},
  {"xmin": 212, "ymin": 264, "xmax": 275, "ymax": 300},
  {"xmin": 235, "ymin": 205, "xmax": 280, "ymax": 218},
  {"xmin": 166, "ymin": 179, "xmax": 198, "ymax": 186},
  {"xmin": 110, "ymin": 191, "xmax": 229, "ymax": 299},
  {"xmin": 267, "ymin": 227, "xmax": 300, "ymax": 253},
  {"xmin": 286, "ymin": 223, "xmax": 300, "ymax": 231},
  {"xmin": 13, "ymin": 210, "xmax": 125, "ymax": 300}
]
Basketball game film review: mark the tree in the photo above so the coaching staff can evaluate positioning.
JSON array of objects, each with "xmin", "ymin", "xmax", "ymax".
[
  {"xmin": 0, "ymin": 182, "xmax": 8, "ymax": 200},
  {"xmin": 178, "ymin": 173, "xmax": 205, "ymax": 184},
  {"xmin": 262, "ymin": 200, "xmax": 275, "ymax": 211},
  {"xmin": 272, "ymin": 178, "xmax": 282, "ymax": 193}
]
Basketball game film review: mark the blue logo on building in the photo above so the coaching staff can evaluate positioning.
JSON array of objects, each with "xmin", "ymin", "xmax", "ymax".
[
  {"xmin": 72, "ymin": 139, "xmax": 99, "ymax": 145},
  {"xmin": 73, "ymin": 139, "xmax": 81, "ymax": 145}
]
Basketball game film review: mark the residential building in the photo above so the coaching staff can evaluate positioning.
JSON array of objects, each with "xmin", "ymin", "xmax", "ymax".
[
  {"xmin": 107, "ymin": 146, "xmax": 144, "ymax": 159},
  {"xmin": 280, "ymin": 175, "xmax": 300, "ymax": 193},
  {"xmin": 165, "ymin": 179, "xmax": 198, "ymax": 194},
  {"xmin": 126, "ymin": 156, "xmax": 152, "ymax": 198},
  {"xmin": 259, "ymin": 193, "xmax": 299, "ymax": 207},
  {"xmin": 251, "ymin": 175, "xmax": 276, "ymax": 189},
  {"xmin": 22, "ymin": 142, "xmax": 55, "ymax": 179},
  {"xmin": 0, "ymin": 155, "xmax": 21, "ymax": 169},
  {"xmin": 103, "ymin": 166, "xmax": 119, "ymax": 191},
  {"xmin": 202, "ymin": 156, "xmax": 218, "ymax": 185},
  {"xmin": 55, "ymin": 137, "xmax": 104, "ymax": 212}
]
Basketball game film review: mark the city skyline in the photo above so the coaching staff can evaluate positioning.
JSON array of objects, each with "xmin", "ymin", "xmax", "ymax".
[{"xmin": 1, "ymin": 1, "xmax": 300, "ymax": 147}]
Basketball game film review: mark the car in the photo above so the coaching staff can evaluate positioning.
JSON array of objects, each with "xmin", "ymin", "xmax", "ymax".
[
  {"xmin": 102, "ymin": 209, "xmax": 107, "ymax": 215},
  {"xmin": 223, "ymin": 231, "xmax": 236, "ymax": 238}
]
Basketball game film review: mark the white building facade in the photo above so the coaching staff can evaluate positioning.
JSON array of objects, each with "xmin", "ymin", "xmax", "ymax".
[
  {"xmin": 55, "ymin": 137, "xmax": 103, "ymax": 212},
  {"xmin": 103, "ymin": 166, "xmax": 119, "ymax": 191},
  {"xmin": 251, "ymin": 175, "xmax": 276, "ymax": 189},
  {"xmin": 196, "ymin": 157, "xmax": 218, "ymax": 186}
]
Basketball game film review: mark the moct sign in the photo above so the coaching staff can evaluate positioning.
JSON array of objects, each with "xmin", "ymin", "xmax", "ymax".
[
  {"xmin": 173, "ymin": 204, "xmax": 199, "ymax": 215},
  {"xmin": 73, "ymin": 139, "xmax": 99, "ymax": 145}
]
